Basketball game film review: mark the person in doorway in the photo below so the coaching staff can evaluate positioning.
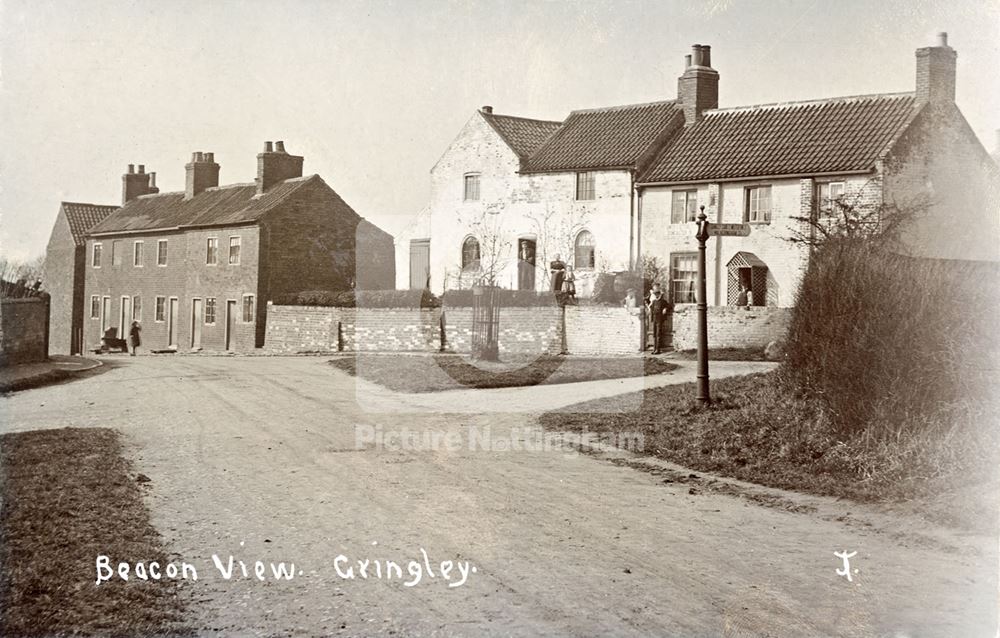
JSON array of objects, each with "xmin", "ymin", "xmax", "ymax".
[
  {"xmin": 561, "ymin": 264, "xmax": 576, "ymax": 302},
  {"xmin": 517, "ymin": 240, "xmax": 535, "ymax": 290},
  {"xmin": 648, "ymin": 287, "xmax": 670, "ymax": 355},
  {"xmin": 745, "ymin": 287, "xmax": 754, "ymax": 309},
  {"xmin": 550, "ymin": 254, "xmax": 566, "ymax": 292},
  {"xmin": 736, "ymin": 286, "xmax": 748, "ymax": 307},
  {"xmin": 129, "ymin": 320, "xmax": 142, "ymax": 356}
]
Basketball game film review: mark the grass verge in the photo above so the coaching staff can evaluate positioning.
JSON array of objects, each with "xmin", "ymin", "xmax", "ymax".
[
  {"xmin": 539, "ymin": 371, "xmax": 999, "ymax": 532},
  {"xmin": 0, "ymin": 427, "xmax": 188, "ymax": 636},
  {"xmin": 330, "ymin": 354, "xmax": 677, "ymax": 393},
  {"xmin": 674, "ymin": 347, "xmax": 768, "ymax": 361}
]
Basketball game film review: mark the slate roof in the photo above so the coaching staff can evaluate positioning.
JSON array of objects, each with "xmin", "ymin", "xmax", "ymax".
[
  {"xmin": 524, "ymin": 101, "xmax": 683, "ymax": 173},
  {"xmin": 482, "ymin": 112, "xmax": 561, "ymax": 159},
  {"xmin": 639, "ymin": 93, "xmax": 920, "ymax": 184},
  {"xmin": 61, "ymin": 202, "xmax": 119, "ymax": 245},
  {"xmin": 88, "ymin": 175, "xmax": 322, "ymax": 235}
]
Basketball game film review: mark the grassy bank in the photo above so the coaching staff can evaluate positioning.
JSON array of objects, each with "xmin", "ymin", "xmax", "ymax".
[
  {"xmin": 539, "ymin": 371, "xmax": 998, "ymax": 531},
  {"xmin": 330, "ymin": 354, "xmax": 677, "ymax": 393},
  {"xmin": 0, "ymin": 428, "xmax": 187, "ymax": 636}
]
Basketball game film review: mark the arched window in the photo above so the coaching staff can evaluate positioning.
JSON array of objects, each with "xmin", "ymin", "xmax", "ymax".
[
  {"xmin": 574, "ymin": 230, "xmax": 596, "ymax": 269},
  {"xmin": 461, "ymin": 236, "xmax": 481, "ymax": 271}
]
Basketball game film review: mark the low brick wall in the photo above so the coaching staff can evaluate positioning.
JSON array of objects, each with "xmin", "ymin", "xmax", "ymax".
[
  {"xmin": 565, "ymin": 305, "xmax": 642, "ymax": 355},
  {"xmin": 267, "ymin": 303, "xmax": 787, "ymax": 355},
  {"xmin": 671, "ymin": 305, "xmax": 791, "ymax": 351},
  {"xmin": 266, "ymin": 304, "xmax": 562, "ymax": 355},
  {"xmin": 265, "ymin": 304, "xmax": 442, "ymax": 353},
  {"xmin": 1, "ymin": 297, "xmax": 49, "ymax": 364}
]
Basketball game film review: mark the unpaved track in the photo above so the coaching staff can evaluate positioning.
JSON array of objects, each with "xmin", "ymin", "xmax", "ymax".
[{"xmin": 0, "ymin": 356, "xmax": 995, "ymax": 637}]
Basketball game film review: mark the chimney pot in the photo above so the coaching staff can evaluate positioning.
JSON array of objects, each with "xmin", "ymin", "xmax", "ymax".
[
  {"xmin": 937, "ymin": 32, "xmax": 948, "ymax": 47},
  {"xmin": 275, "ymin": 141, "xmax": 286, "ymax": 153},
  {"xmin": 149, "ymin": 172, "xmax": 156, "ymax": 188},
  {"xmin": 138, "ymin": 164, "xmax": 145, "ymax": 174},
  {"xmin": 481, "ymin": 105, "xmax": 493, "ymax": 114},
  {"xmin": 264, "ymin": 141, "xmax": 273, "ymax": 153},
  {"xmin": 684, "ymin": 54, "xmax": 692, "ymax": 68},
  {"xmin": 205, "ymin": 152, "xmax": 214, "ymax": 163},
  {"xmin": 128, "ymin": 164, "xmax": 135, "ymax": 174}
]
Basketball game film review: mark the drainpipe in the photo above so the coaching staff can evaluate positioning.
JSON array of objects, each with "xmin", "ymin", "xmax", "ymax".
[
  {"xmin": 628, "ymin": 171, "xmax": 636, "ymax": 270},
  {"xmin": 633, "ymin": 177, "xmax": 643, "ymax": 271}
]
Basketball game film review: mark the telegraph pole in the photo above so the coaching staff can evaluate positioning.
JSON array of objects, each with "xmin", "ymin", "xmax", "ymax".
[{"xmin": 695, "ymin": 206, "xmax": 711, "ymax": 404}]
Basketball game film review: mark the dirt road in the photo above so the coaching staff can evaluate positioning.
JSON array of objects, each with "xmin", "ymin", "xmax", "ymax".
[{"xmin": 1, "ymin": 356, "xmax": 995, "ymax": 636}]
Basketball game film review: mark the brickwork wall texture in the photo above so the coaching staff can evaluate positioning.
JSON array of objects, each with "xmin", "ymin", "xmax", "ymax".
[
  {"xmin": 1, "ymin": 297, "xmax": 49, "ymax": 364},
  {"xmin": 671, "ymin": 305, "xmax": 791, "ymax": 351},
  {"xmin": 267, "ymin": 304, "xmax": 564, "ymax": 355},
  {"xmin": 564, "ymin": 305, "xmax": 643, "ymax": 355},
  {"xmin": 44, "ymin": 211, "xmax": 80, "ymax": 354},
  {"xmin": 84, "ymin": 225, "xmax": 260, "ymax": 353}
]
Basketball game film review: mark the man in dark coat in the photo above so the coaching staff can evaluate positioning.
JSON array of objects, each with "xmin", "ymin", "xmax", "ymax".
[
  {"xmin": 648, "ymin": 288, "xmax": 670, "ymax": 354},
  {"xmin": 549, "ymin": 254, "xmax": 566, "ymax": 292}
]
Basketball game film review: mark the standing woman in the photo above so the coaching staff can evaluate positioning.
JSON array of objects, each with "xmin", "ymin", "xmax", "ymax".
[{"xmin": 129, "ymin": 320, "xmax": 142, "ymax": 356}]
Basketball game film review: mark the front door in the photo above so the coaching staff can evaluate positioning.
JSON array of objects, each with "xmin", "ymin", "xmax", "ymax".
[
  {"xmin": 191, "ymin": 298, "xmax": 203, "ymax": 349},
  {"xmin": 517, "ymin": 238, "xmax": 536, "ymax": 290},
  {"xmin": 225, "ymin": 300, "xmax": 237, "ymax": 350},
  {"xmin": 167, "ymin": 298, "xmax": 179, "ymax": 349},
  {"xmin": 101, "ymin": 297, "xmax": 111, "ymax": 334},
  {"xmin": 409, "ymin": 239, "xmax": 430, "ymax": 289},
  {"xmin": 120, "ymin": 296, "xmax": 131, "ymax": 338}
]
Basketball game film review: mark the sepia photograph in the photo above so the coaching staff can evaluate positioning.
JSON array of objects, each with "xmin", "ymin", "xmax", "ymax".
[{"xmin": 0, "ymin": 0, "xmax": 998, "ymax": 636}]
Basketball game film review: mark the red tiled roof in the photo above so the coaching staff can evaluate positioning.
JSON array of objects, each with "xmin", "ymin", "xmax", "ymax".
[
  {"xmin": 87, "ymin": 175, "xmax": 325, "ymax": 235},
  {"xmin": 524, "ymin": 101, "xmax": 683, "ymax": 173},
  {"xmin": 482, "ymin": 113, "xmax": 561, "ymax": 159},
  {"xmin": 639, "ymin": 93, "xmax": 920, "ymax": 184},
  {"xmin": 61, "ymin": 202, "xmax": 119, "ymax": 245}
]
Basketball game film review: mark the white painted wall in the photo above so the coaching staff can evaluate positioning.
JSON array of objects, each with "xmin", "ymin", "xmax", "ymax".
[{"xmin": 422, "ymin": 111, "xmax": 635, "ymax": 296}]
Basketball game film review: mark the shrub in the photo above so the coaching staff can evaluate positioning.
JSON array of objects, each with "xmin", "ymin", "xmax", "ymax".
[
  {"xmin": 783, "ymin": 237, "xmax": 1000, "ymax": 438},
  {"xmin": 591, "ymin": 273, "xmax": 619, "ymax": 304},
  {"xmin": 273, "ymin": 289, "xmax": 441, "ymax": 308}
]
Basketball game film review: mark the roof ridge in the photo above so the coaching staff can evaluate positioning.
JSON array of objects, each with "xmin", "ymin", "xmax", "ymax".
[
  {"xmin": 484, "ymin": 112, "xmax": 562, "ymax": 126},
  {"xmin": 709, "ymin": 91, "xmax": 915, "ymax": 115},
  {"xmin": 62, "ymin": 201, "xmax": 118, "ymax": 208},
  {"xmin": 204, "ymin": 182, "xmax": 256, "ymax": 191},
  {"xmin": 569, "ymin": 99, "xmax": 677, "ymax": 115}
]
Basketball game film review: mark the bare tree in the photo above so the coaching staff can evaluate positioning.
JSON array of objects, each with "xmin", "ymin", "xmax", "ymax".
[
  {"xmin": 787, "ymin": 181, "xmax": 927, "ymax": 249},
  {"xmin": 456, "ymin": 205, "xmax": 514, "ymax": 288},
  {"xmin": 525, "ymin": 203, "xmax": 590, "ymax": 290}
]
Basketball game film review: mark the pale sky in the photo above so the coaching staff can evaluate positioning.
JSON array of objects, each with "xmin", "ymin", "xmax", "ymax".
[{"xmin": 2, "ymin": 0, "xmax": 998, "ymax": 261}]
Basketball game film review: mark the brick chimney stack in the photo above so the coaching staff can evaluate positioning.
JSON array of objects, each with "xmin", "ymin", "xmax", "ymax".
[
  {"xmin": 256, "ymin": 140, "xmax": 304, "ymax": 195},
  {"xmin": 677, "ymin": 44, "xmax": 719, "ymax": 124},
  {"xmin": 121, "ymin": 163, "xmax": 157, "ymax": 205},
  {"xmin": 185, "ymin": 151, "xmax": 220, "ymax": 200},
  {"xmin": 915, "ymin": 32, "xmax": 956, "ymax": 105}
]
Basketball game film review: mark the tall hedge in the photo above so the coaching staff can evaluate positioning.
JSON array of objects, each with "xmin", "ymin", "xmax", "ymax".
[{"xmin": 783, "ymin": 237, "xmax": 1000, "ymax": 436}]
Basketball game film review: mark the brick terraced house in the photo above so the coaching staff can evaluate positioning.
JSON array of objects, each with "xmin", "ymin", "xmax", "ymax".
[
  {"xmin": 83, "ymin": 141, "xmax": 394, "ymax": 353},
  {"xmin": 44, "ymin": 201, "xmax": 120, "ymax": 354},
  {"xmin": 410, "ymin": 34, "xmax": 999, "ymax": 306}
]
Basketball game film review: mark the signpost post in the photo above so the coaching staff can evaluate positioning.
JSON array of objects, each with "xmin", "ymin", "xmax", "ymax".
[
  {"xmin": 694, "ymin": 208, "xmax": 751, "ymax": 405},
  {"xmin": 695, "ymin": 207, "xmax": 711, "ymax": 404}
]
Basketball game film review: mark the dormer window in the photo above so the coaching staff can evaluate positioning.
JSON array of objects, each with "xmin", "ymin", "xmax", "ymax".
[{"xmin": 463, "ymin": 174, "xmax": 481, "ymax": 201}]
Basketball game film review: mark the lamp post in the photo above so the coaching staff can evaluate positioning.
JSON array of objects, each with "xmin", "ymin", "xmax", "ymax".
[{"xmin": 695, "ymin": 206, "xmax": 711, "ymax": 404}]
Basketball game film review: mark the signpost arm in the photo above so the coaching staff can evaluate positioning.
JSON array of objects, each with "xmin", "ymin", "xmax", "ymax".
[{"xmin": 695, "ymin": 206, "xmax": 711, "ymax": 404}]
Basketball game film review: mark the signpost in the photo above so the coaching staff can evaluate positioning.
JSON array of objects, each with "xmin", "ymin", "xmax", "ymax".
[
  {"xmin": 694, "ymin": 208, "xmax": 711, "ymax": 404},
  {"xmin": 693, "ymin": 210, "xmax": 748, "ymax": 405}
]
